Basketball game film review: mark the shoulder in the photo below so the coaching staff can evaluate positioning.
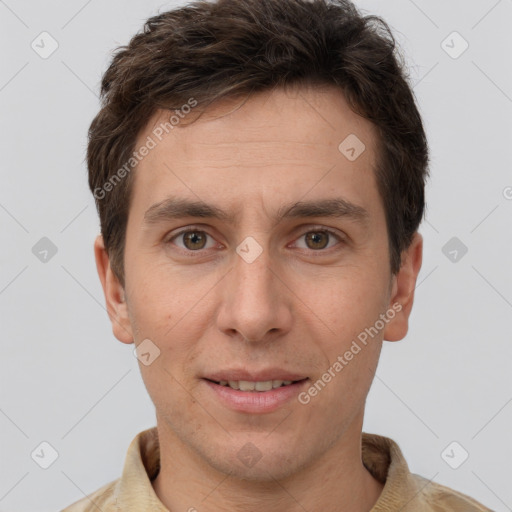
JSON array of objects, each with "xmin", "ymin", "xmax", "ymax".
[
  {"xmin": 410, "ymin": 473, "xmax": 494, "ymax": 511},
  {"xmin": 361, "ymin": 432, "xmax": 493, "ymax": 512},
  {"xmin": 60, "ymin": 479, "xmax": 119, "ymax": 512},
  {"xmin": 60, "ymin": 427, "xmax": 160, "ymax": 511}
]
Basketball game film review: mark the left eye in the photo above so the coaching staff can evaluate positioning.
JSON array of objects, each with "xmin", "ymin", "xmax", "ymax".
[
  {"xmin": 294, "ymin": 230, "xmax": 341, "ymax": 250},
  {"xmin": 171, "ymin": 230, "xmax": 217, "ymax": 251}
]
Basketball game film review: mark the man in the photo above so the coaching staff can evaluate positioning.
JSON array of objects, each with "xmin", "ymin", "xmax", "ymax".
[{"xmin": 63, "ymin": 0, "xmax": 492, "ymax": 510}]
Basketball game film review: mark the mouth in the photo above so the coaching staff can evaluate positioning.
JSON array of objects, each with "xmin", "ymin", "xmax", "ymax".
[
  {"xmin": 201, "ymin": 368, "xmax": 310, "ymax": 413},
  {"xmin": 204, "ymin": 377, "xmax": 309, "ymax": 392}
]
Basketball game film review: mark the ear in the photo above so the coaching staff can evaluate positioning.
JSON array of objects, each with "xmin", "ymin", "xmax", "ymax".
[
  {"xmin": 94, "ymin": 235, "xmax": 134, "ymax": 344},
  {"xmin": 383, "ymin": 232, "xmax": 423, "ymax": 342}
]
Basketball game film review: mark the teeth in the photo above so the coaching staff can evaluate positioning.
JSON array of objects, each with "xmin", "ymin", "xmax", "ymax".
[
  {"xmin": 255, "ymin": 381, "xmax": 273, "ymax": 391},
  {"xmin": 218, "ymin": 379, "xmax": 295, "ymax": 391},
  {"xmin": 239, "ymin": 380, "xmax": 259, "ymax": 391}
]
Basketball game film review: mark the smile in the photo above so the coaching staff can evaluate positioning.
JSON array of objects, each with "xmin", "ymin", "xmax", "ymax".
[
  {"xmin": 203, "ymin": 378, "xmax": 310, "ymax": 413},
  {"xmin": 207, "ymin": 378, "xmax": 306, "ymax": 392}
]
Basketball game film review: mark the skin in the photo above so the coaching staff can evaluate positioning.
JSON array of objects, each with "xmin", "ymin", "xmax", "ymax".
[{"xmin": 95, "ymin": 84, "xmax": 423, "ymax": 512}]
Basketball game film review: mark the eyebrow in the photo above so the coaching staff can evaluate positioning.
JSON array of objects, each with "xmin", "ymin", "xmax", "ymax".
[{"xmin": 143, "ymin": 196, "xmax": 370, "ymax": 228}]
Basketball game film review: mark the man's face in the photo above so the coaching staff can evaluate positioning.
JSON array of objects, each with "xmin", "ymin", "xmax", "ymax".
[{"xmin": 100, "ymin": 85, "xmax": 419, "ymax": 480}]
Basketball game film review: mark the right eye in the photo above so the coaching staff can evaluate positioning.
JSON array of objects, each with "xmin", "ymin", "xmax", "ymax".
[{"xmin": 167, "ymin": 229, "xmax": 218, "ymax": 252}]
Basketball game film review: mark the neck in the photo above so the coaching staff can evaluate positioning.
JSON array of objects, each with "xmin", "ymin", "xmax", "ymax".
[{"xmin": 152, "ymin": 416, "xmax": 384, "ymax": 512}]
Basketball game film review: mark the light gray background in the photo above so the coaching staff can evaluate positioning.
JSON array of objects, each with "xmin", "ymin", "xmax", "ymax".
[{"xmin": 1, "ymin": 0, "xmax": 511, "ymax": 510}]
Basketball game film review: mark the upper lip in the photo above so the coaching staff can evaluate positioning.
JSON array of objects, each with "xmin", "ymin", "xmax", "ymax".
[{"xmin": 204, "ymin": 369, "xmax": 308, "ymax": 382}]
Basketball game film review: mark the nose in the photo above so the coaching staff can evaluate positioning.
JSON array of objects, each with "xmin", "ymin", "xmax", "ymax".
[{"xmin": 216, "ymin": 245, "xmax": 293, "ymax": 344}]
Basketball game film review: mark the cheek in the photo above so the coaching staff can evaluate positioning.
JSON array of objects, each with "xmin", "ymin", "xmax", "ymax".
[
  {"xmin": 127, "ymin": 261, "xmax": 213, "ymax": 336},
  {"xmin": 294, "ymin": 266, "xmax": 389, "ymax": 341},
  {"xmin": 128, "ymin": 273, "xmax": 218, "ymax": 381}
]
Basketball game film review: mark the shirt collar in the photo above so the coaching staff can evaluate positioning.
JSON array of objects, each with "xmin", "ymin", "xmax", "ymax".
[{"xmin": 361, "ymin": 432, "xmax": 429, "ymax": 511}]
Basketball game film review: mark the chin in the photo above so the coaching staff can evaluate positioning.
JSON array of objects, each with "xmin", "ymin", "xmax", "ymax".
[{"xmin": 202, "ymin": 440, "xmax": 308, "ymax": 483}]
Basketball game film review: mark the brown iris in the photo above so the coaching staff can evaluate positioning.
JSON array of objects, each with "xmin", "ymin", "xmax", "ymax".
[
  {"xmin": 305, "ymin": 231, "xmax": 330, "ymax": 250},
  {"xmin": 183, "ymin": 231, "xmax": 207, "ymax": 250}
]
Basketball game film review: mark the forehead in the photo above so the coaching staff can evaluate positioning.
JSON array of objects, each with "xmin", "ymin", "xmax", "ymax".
[
  {"xmin": 130, "ymin": 85, "xmax": 383, "ymax": 224},
  {"xmin": 143, "ymin": 85, "xmax": 376, "ymax": 159}
]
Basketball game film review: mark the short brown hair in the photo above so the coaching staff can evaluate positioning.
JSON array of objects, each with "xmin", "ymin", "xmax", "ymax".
[{"xmin": 88, "ymin": 0, "xmax": 429, "ymax": 287}]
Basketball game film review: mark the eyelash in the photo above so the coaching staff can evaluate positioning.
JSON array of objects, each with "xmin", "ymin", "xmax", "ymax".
[{"xmin": 165, "ymin": 225, "xmax": 345, "ymax": 254}]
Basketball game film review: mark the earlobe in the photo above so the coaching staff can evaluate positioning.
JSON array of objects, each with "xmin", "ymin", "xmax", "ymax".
[
  {"xmin": 94, "ymin": 235, "xmax": 134, "ymax": 344},
  {"xmin": 383, "ymin": 232, "xmax": 423, "ymax": 342}
]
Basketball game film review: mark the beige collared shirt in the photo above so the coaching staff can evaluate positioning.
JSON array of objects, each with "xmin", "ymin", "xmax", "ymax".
[{"xmin": 61, "ymin": 427, "xmax": 493, "ymax": 511}]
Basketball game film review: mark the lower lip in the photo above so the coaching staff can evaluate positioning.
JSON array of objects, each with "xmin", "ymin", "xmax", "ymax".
[{"xmin": 203, "ymin": 379, "xmax": 309, "ymax": 413}]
